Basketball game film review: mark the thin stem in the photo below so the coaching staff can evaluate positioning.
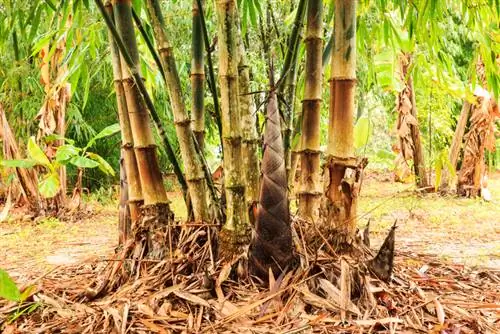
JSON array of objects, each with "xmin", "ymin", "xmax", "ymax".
[
  {"xmin": 131, "ymin": 8, "xmax": 165, "ymax": 82},
  {"xmin": 196, "ymin": 0, "xmax": 223, "ymax": 146}
]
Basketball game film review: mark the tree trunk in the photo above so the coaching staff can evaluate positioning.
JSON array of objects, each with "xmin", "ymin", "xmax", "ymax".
[
  {"xmin": 216, "ymin": 0, "xmax": 250, "ymax": 259},
  {"xmin": 298, "ymin": 0, "xmax": 323, "ymax": 222},
  {"xmin": 191, "ymin": 0, "xmax": 205, "ymax": 150},
  {"xmin": 0, "ymin": 105, "xmax": 41, "ymax": 214},
  {"xmin": 395, "ymin": 53, "xmax": 429, "ymax": 189},
  {"xmin": 408, "ymin": 74, "xmax": 429, "ymax": 188},
  {"xmin": 439, "ymin": 101, "xmax": 471, "ymax": 191},
  {"xmin": 106, "ymin": 1, "xmax": 142, "ymax": 226},
  {"xmin": 113, "ymin": 0, "xmax": 172, "ymax": 259},
  {"xmin": 145, "ymin": 0, "xmax": 209, "ymax": 223},
  {"xmin": 237, "ymin": 23, "xmax": 260, "ymax": 224},
  {"xmin": 457, "ymin": 90, "xmax": 498, "ymax": 197},
  {"xmin": 279, "ymin": 0, "xmax": 307, "ymax": 178},
  {"xmin": 249, "ymin": 74, "xmax": 296, "ymax": 280},
  {"xmin": 322, "ymin": 0, "xmax": 364, "ymax": 248}
]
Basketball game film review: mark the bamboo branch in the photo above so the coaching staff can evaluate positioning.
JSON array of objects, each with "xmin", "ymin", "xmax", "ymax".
[
  {"xmin": 196, "ymin": 0, "xmax": 223, "ymax": 146},
  {"xmin": 131, "ymin": 8, "xmax": 165, "ymax": 82}
]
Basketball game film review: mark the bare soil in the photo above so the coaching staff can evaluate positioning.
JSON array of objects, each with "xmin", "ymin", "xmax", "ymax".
[{"xmin": 0, "ymin": 175, "xmax": 498, "ymax": 285}]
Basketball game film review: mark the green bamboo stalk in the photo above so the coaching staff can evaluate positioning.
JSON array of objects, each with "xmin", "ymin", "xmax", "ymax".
[
  {"xmin": 236, "ymin": 16, "xmax": 260, "ymax": 221},
  {"xmin": 145, "ymin": 0, "xmax": 209, "ymax": 222},
  {"xmin": 325, "ymin": 0, "xmax": 359, "ymax": 244},
  {"xmin": 97, "ymin": 0, "xmax": 184, "ymax": 206},
  {"xmin": 191, "ymin": 0, "xmax": 205, "ymax": 150},
  {"xmin": 104, "ymin": 0, "xmax": 169, "ymax": 206},
  {"xmin": 216, "ymin": 0, "xmax": 250, "ymax": 258},
  {"xmin": 278, "ymin": 0, "xmax": 307, "ymax": 179},
  {"xmin": 298, "ymin": 0, "xmax": 323, "ymax": 222},
  {"xmin": 105, "ymin": 0, "xmax": 142, "ymax": 225}
]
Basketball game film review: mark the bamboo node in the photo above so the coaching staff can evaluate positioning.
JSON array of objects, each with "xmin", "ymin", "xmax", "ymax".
[
  {"xmin": 298, "ymin": 148, "xmax": 322, "ymax": 155},
  {"xmin": 326, "ymin": 155, "xmax": 359, "ymax": 168},
  {"xmin": 329, "ymin": 77, "xmax": 357, "ymax": 83},
  {"xmin": 173, "ymin": 119, "xmax": 192, "ymax": 127},
  {"xmin": 133, "ymin": 144, "xmax": 158, "ymax": 150}
]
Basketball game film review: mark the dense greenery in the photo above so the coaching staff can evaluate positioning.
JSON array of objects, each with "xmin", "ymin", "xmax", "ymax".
[{"xmin": 0, "ymin": 0, "xmax": 498, "ymax": 192}]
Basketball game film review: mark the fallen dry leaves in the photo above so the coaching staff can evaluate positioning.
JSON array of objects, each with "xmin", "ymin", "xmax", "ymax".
[{"xmin": 0, "ymin": 221, "xmax": 499, "ymax": 333}]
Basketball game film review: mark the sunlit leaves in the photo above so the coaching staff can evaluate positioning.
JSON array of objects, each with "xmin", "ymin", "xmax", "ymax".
[
  {"xmin": 239, "ymin": 0, "xmax": 262, "ymax": 35},
  {"xmin": 38, "ymin": 171, "xmax": 60, "ymax": 198},
  {"xmin": 0, "ymin": 269, "xmax": 21, "ymax": 302},
  {"xmin": 55, "ymin": 144, "xmax": 81, "ymax": 162},
  {"xmin": 0, "ymin": 159, "xmax": 37, "ymax": 169},
  {"xmin": 87, "ymin": 152, "xmax": 115, "ymax": 176},
  {"xmin": 69, "ymin": 155, "xmax": 100, "ymax": 168},
  {"xmin": 84, "ymin": 123, "xmax": 120, "ymax": 150},
  {"xmin": 27, "ymin": 137, "xmax": 51, "ymax": 168},
  {"xmin": 354, "ymin": 117, "xmax": 373, "ymax": 150}
]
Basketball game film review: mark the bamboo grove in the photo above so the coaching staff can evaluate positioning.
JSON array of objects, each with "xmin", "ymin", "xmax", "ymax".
[{"xmin": 0, "ymin": 0, "xmax": 499, "ymax": 306}]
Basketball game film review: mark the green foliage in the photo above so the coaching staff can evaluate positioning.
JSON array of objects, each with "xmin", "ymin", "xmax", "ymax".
[
  {"xmin": 0, "ymin": 0, "xmax": 497, "ymax": 192},
  {"xmin": 354, "ymin": 117, "xmax": 373, "ymax": 151},
  {"xmin": 0, "ymin": 269, "xmax": 21, "ymax": 302},
  {"xmin": 38, "ymin": 171, "xmax": 60, "ymax": 198},
  {"xmin": 0, "ymin": 268, "xmax": 40, "ymax": 324},
  {"xmin": 1, "ymin": 125, "xmax": 118, "ymax": 198}
]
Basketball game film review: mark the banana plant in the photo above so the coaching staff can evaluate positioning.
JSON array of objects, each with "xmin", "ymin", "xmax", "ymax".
[{"xmin": 1, "ymin": 123, "xmax": 119, "ymax": 198}]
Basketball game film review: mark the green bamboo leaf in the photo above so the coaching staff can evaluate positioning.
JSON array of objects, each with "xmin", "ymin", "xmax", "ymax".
[
  {"xmin": 248, "ymin": 0, "xmax": 257, "ymax": 27},
  {"xmin": 31, "ymin": 31, "xmax": 55, "ymax": 56},
  {"xmin": 44, "ymin": 134, "xmax": 75, "ymax": 145},
  {"xmin": 28, "ymin": 5, "xmax": 42, "ymax": 43},
  {"xmin": 27, "ymin": 137, "xmax": 51, "ymax": 168},
  {"xmin": 87, "ymin": 152, "xmax": 115, "ymax": 176},
  {"xmin": 376, "ymin": 149, "xmax": 396, "ymax": 161},
  {"xmin": 0, "ymin": 269, "xmax": 21, "ymax": 302},
  {"xmin": 241, "ymin": 0, "xmax": 249, "ymax": 34},
  {"xmin": 19, "ymin": 285, "xmax": 36, "ymax": 302},
  {"xmin": 44, "ymin": 0, "xmax": 57, "ymax": 11},
  {"xmin": 132, "ymin": 0, "xmax": 142, "ymax": 14}
]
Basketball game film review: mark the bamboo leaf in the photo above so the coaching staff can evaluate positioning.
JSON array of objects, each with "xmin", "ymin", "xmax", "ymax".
[
  {"xmin": 28, "ymin": 5, "xmax": 42, "ymax": 43},
  {"xmin": 248, "ymin": 0, "xmax": 257, "ymax": 27},
  {"xmin": 44, "ymin": 0, "xmax": 57, "ymax": 11}
]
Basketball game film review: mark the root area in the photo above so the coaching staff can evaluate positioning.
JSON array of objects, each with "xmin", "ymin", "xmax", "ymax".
[{"xmin": 1, "ymin": 218, "xmax": 498, "ymax": 333}]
